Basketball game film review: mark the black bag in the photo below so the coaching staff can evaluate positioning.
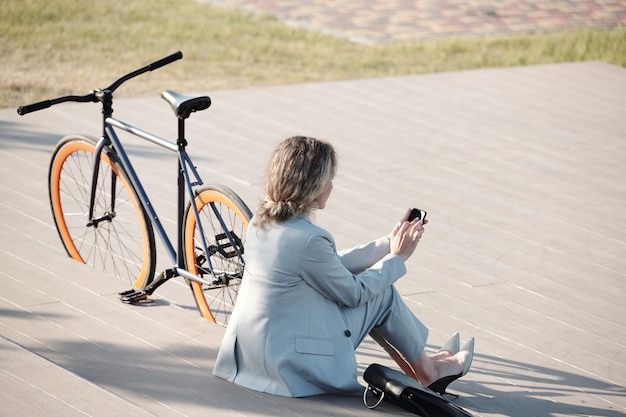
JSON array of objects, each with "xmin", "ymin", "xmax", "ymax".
[{"xmin": 363, "ymin": 363, "xmax": 475, "ymax": 417}]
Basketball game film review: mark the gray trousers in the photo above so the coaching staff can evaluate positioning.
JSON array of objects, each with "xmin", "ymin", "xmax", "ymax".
[{"xmin": 342, "ymin": 285, "xmax": 429, "ymax": 363}]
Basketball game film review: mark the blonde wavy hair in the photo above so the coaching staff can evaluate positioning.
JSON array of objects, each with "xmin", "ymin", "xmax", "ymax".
[{"xmin": 255, "ymin": 136, "xmax": 337, "ymax": 228}]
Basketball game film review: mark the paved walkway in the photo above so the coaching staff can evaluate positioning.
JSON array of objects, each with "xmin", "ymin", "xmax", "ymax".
[
  {"xmin": 1, "ymin": 61, "xmax": 625, "ymax": 417},
  {"xmin": 1, "ymin": 4, "xmax": 625, "ymax": 416},
  {"xmin": 203, "ymin": 0, "xmax": 626, "ymax": 42}
]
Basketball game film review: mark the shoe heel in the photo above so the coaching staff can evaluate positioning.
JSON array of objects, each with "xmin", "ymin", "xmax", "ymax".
[{"xmin": 428, "ymin": 337, "xmax": 475, "ymax": 395}]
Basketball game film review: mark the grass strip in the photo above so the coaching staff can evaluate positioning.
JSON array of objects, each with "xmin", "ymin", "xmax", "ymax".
[{"xmin": 1, "ymin": 0, "xmax": 624, "ymax": 108}]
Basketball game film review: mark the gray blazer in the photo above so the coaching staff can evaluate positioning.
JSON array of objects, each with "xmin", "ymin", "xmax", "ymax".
[{"xmin": 213, "ymin": 214, "xmax": 406, "ymax": 397}]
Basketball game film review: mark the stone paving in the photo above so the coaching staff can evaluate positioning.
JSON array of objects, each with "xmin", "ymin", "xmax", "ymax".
[{"xmin": 203, "ymin": 0, "xmax": 626, "ymax": 43}]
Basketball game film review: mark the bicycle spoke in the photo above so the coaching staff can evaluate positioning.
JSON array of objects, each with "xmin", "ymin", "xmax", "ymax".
[
  {"xmin": 49, "ymin": 136, "xmax": 156, "ymax": 289},
  {"xmin": 183, "ymin": 185, "xmax": 251, "ymax": 325}
]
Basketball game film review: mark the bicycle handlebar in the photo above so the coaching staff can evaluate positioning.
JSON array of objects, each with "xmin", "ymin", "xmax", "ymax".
[
  {"xmin": 17, "ymin": 95, "xmax": 96, "ymax": 116},
  {"xmin": 17, "ymin": 51, "xmax": 183, "ymax": 116},
  {"xmin": 105, "ymin": 51, "xmax": 183, "ymax": 94},
  {"xmin": 146, "ymin": 51, "xmax": 183, "ymax": 73}
]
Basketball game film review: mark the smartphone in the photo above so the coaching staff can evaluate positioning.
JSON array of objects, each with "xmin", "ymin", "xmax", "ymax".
[{"xmin": 408, "ymin": 208, "xmax": 427, "ymax": 222}]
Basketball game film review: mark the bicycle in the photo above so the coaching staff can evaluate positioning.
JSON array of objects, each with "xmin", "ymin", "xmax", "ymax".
[{"xmin": 17, "ymin": 51, "xmax": 252, "ymax": 326}]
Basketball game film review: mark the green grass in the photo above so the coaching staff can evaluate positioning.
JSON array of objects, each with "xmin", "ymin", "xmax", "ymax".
[{"xmin": 1, "ymin": 0, "xmax": 624, "ymax": 108}]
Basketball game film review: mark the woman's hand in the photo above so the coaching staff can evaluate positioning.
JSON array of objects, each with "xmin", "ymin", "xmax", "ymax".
[{"xmin": 389, "ymin": 209, "xmax": 427, "ymax": 261}]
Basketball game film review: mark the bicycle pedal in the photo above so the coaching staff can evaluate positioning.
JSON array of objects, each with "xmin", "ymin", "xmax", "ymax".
[
  {"xmin": 119, "ymin": 289, "xmax": 148, "ymax": 303},
  {"xmin": 118, "ymin": 289, "xmax": 137, "ymax": 297}
]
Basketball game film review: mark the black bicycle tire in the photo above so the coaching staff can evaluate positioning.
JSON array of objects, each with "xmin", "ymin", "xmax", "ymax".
[
  {"xmin": 48, "ymin": 134, "xmax": 156, "ymax": 289},
  {"xmin": 182, "ymin": 184, "xmax": 252, "ymax": 326}
]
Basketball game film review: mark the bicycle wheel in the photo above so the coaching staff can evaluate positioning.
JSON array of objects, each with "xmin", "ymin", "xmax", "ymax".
[
  {"xmin": 183, "ymin": 184, "xmax": 252, "ymax": 326},
  {"xmin": 48, "ymin": 134, "xmax": 156, "ymax": 289}
]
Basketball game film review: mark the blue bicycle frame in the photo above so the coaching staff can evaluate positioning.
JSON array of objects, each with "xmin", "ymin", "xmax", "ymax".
[{"xmin": 86, "ymin": 111, "xmax": 243, "ymax": 293}]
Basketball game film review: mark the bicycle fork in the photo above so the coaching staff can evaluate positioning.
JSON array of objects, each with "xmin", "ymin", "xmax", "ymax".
[
  {"xmin": 86, "ymin": 137, "xmax": 113, "ymax": 228},
  {"xmin": 86, "ymin": 89, "xmax": 118, "ymax": 230}
]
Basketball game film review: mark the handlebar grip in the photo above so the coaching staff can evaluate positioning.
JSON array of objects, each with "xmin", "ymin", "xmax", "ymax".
[
  {"xmin": 147, "ymin": 51, "xmax": 183, "ymax": 72},
  {"xmin": 17, "ymin": 99, "xmax": 52, "ymax": 115}
]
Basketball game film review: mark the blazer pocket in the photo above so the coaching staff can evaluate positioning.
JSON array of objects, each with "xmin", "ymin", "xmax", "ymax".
[{"xmin": 295, "ymin": 336, "xmax": 334, "ymax": 356}]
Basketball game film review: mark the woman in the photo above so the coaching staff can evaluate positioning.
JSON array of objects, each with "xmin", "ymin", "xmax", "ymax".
[{"xmin": 213, "ymin": 136, "xmax": 474, "ymax": 397}]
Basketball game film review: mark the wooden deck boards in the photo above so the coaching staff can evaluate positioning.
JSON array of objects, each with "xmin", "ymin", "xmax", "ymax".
[{"xmin": 0, "ymin": 61, "xmax": 624, "ymax": 416}]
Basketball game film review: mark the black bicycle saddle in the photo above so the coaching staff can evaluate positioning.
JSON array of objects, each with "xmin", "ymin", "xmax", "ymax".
[{"xmin": 161, "ymin": 89, "xmax": 211, "ymax": 119}]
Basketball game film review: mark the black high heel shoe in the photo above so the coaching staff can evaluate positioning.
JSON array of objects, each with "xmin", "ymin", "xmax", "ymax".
[{"xmin": 427, "ymin": 338, "xmax": 474, "ymax": 396}]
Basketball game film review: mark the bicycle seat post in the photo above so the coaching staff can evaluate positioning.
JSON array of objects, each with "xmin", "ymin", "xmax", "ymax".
[
  {"xmin": 176, "ymin": 116, "xmax": 187, "ymax": 268},
  {"xmin": 159, "ymin": 89, "xmax": 212, "ymax": 269}
]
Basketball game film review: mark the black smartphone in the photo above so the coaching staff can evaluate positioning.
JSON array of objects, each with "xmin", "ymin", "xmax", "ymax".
[{"xmin": 408, "ymin": 208, "xmax": 427, "ymax": 222}]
